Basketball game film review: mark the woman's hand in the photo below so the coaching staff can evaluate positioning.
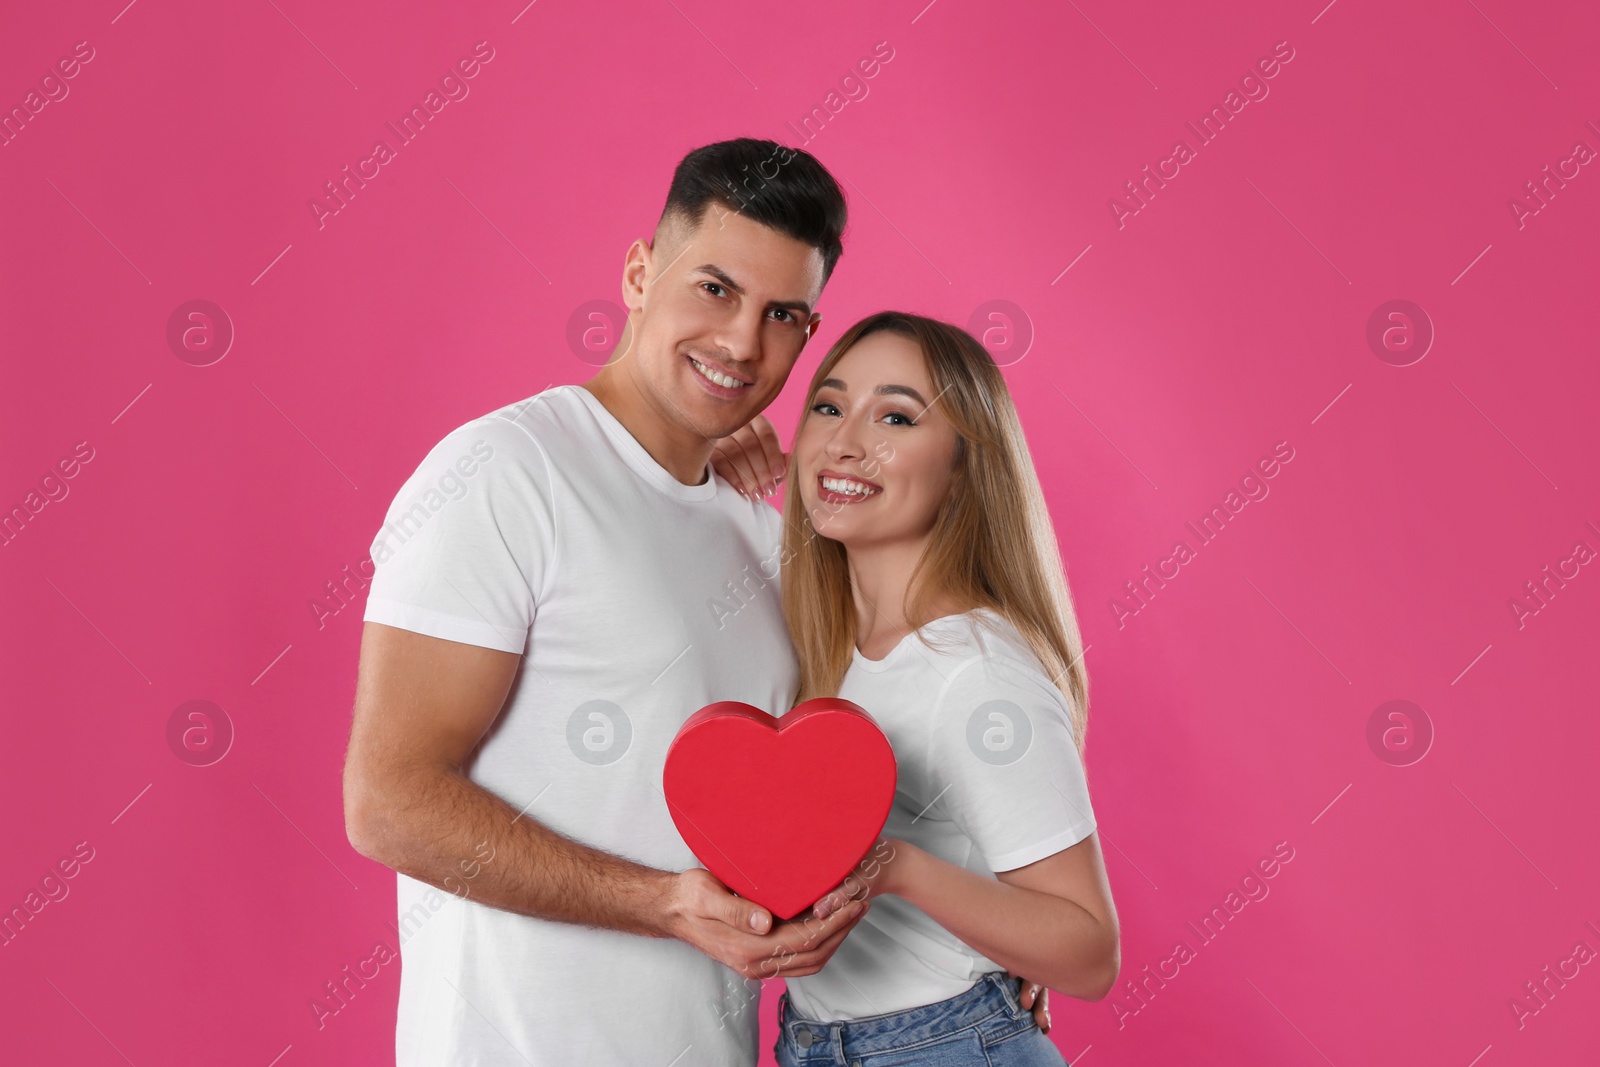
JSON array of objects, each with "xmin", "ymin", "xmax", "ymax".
[
  {"xmin": 1008, "ymin": 970, "xmax": 1051, "ymax": 1033},
  {"xmin": 710, "ymin": 414, "xmax": 788, "ymax": 499},
  {"xmin": 809, "ymin": 843, "xmax": 1051, "ymax": 1031},
  {"xmin": 811, "ymin": 838, "xmax": 912, "ymax": 920}
]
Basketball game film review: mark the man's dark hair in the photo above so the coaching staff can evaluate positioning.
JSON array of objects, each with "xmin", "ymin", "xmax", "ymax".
[{"xmin": 658, "ymin": 138, "xmax": 848, "ymax": 283}]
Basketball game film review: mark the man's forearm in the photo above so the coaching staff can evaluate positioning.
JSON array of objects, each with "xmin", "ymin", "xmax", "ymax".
[{"xmin": 351, "ymin": 761, "xmax": 681, "ymax": 938}]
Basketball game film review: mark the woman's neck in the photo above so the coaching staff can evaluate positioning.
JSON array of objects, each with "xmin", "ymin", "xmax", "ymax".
[{"xmin": 845, "ymin": 537, "xmax": 970, "ymax": 649}]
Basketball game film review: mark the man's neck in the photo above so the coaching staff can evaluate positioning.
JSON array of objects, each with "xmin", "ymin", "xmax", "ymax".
[{"xmin": 580, "ymin": 370, "xmax": 712, "ymax": 487}]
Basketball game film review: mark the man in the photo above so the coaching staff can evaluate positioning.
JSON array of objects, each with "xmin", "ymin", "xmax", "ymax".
[{"xmin": 342, "ymin": 138, "xmax": 863, "ymax": 1065}]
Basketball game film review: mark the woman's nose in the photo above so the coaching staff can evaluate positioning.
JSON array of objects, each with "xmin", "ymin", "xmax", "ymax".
[{"xmin": 825, "ymin": 418, "xmax": 868, "ymax": 461}]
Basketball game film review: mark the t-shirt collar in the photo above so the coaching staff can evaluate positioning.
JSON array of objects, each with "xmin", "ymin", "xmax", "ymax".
[{"xmin": 568, "ymin": 385, "xmax": 719, "ymax": 502}]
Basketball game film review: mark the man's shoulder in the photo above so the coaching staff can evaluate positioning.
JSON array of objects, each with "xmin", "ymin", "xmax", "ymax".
[
  {"xmin": 460, "ymin": 385, "xmax": 583, "ymax": 451},
  {"xmin": 414, "ymin": 386, "xmax": 587, "ymax": 473},
  {"xmin": 734, "ymin": 489, "xmax": 785, "ymax": 543}
]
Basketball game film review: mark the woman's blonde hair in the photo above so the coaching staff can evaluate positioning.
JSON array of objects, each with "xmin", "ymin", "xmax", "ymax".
[{"xmin": 779, "ymin": 311, "xmax": 1091, "ymax": 754}]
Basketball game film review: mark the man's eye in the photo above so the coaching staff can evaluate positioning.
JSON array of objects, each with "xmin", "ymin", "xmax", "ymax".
[
  {"xmin": 770, "ymin": 309, "xmax": 791, "ymax": 322},
  {"xmin": 703, "ymin": 283, "xmax": 724, "ymax": 296}
]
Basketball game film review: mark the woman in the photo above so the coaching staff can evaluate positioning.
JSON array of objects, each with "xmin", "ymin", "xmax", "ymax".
[{"xmin": 710, "ymin": 311, "xmax": 1119, "ymax": 1067}]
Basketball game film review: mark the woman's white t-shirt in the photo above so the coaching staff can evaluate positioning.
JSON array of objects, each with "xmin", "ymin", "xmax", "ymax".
[{"xmin": 782, "ymin": 608, "xmax": 1098, "ymax": 1022}]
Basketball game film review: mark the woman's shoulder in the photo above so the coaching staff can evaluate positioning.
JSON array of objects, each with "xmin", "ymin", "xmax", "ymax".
[
  {"xmin": 918, "ymin": 607, "xmax": 1023, "ymax": 657},
  {"xmin": 918, "ymin": 610, "xmax": 1082, "ymax": 773},
  {"xmin": 921, "ymin": 609, "xmax": 1061, "ymax": 700}
]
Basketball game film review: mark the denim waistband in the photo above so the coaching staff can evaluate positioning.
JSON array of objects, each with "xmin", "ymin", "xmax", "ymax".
[{"xmin": 778, "ymin": 971, "xmax": 1026, "ymax": 1061}]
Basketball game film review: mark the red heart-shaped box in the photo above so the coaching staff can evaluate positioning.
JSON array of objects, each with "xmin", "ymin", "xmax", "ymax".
[{"xmin": 663, "ymin": 697, "xmax": 898, "ymax": 921}]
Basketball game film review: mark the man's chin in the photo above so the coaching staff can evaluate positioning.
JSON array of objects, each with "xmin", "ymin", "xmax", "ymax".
[
  {"xmin": 672, "ymin": 399, "xmax": 757, "ymax": 442},
  {"xmin": 673, "ymin": 389, "xmax": 767, "ymax": 439}
]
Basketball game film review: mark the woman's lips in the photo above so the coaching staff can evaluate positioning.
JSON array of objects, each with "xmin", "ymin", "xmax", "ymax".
[{"xmin": 815, "ymin": 469, "xmax": 882, "ymax": 504}]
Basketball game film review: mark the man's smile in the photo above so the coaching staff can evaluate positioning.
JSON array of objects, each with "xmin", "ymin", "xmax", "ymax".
[{"xmin": 687, "ymin": 354, "xmax": 753, "ymax": 395}]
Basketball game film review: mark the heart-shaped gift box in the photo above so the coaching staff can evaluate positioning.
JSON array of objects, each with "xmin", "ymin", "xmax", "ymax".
[{"xmin": 663, "ymin": 697, "xmax": 898, "ymax": 920}]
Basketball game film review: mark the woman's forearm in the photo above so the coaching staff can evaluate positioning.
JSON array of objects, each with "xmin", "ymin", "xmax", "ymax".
[{"xmin": 889, "ymin": 841, "xmax": 1117, "ymax": 1000}]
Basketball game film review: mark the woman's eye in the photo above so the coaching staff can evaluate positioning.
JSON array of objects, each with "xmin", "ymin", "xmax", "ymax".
[
  {"xmin": 811, "ymin": 401, "xmax": 840, "ymax": 416},
  {"xmin": 884, "ymin": 411, "xmax": 916, "ymax": 426}
]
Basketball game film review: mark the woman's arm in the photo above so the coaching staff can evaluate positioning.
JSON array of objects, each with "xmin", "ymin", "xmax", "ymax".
[
  {"xmin": 897, "ymin": 835, "xmax": 1118, "ymax": 1000},
  {"xmin": 820, "ymin": 833, "xmax": 1120, "ymax": 1001}
]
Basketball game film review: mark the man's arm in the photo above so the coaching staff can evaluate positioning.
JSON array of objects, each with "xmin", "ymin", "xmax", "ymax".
[{"xmin": 342, "ymin": 621, "xmax": 867, "ymax": 978}]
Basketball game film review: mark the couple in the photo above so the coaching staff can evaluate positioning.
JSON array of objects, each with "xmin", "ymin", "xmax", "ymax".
[{"xmin": 343, "ymin": 137, "xmax": 1118, "ymax": 1066}]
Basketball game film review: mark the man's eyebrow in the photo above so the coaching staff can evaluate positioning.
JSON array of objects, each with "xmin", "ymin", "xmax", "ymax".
[
  {"xmin": 695, "ymin": 264, "xmax": 745, "ymax": 295},
  {"xmin": 694, "ymin": 264, "xmax": 813, "ymax": 319},
  {"xmin": 818, "ymin": 378, "xmax": 928, "ymax": 406}
]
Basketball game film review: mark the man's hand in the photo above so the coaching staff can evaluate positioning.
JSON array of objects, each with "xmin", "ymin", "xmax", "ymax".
[
  {"xmin": 666, "ymin": 867, "xmax": 871, "ymax": 979},
  {"xmin": 1010, "ymin": 970, "xmax": 1051, "ymax": 1032},
  {"xmin": 710, "ymin": 414, "xmax": 787, "ymax": 499}
]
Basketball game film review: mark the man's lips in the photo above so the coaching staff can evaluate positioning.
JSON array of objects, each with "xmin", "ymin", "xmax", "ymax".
[{"xmin": 686, "ymin": 354, "xmax": 753, "ymax": 392}]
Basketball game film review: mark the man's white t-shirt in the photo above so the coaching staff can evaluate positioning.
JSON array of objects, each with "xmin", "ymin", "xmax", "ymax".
[
  {"xmin": 361, "ymin": 384, "xmax": 799, "ymax": 1066},
  {"xmin": 782, "ymin": 608, "xmax": 1098, "ymax": 1021}
]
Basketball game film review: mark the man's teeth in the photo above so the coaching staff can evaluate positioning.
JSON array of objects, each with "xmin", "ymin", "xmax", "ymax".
[
  {"xmin": 691, "ymin": 357, "xmax": 747, "ymax": 389},
  {"xmin": 822, "ymin": 476, "xmax": 879, "ymax": 497}
]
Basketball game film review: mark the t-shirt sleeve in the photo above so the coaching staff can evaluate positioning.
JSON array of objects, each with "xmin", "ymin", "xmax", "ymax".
[
  {"xmin": 924, "ymin": 654, "xmax": 1097, "ymax": 873},
  {"xmin": 361, "ymin": 416, "xmax": 555, "ymax": 654}
]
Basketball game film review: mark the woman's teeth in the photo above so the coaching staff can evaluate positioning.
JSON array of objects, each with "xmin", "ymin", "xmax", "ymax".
[
  {"xmin": 690, "ymin": 357, "xmax": 747, "ymax": 389},
  {"xmin": 821, "ymin": 476, "xmax": 879, "ymax": 497}
]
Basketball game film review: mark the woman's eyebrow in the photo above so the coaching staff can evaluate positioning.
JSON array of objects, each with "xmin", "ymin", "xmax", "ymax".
[
  {"xmin": 819, "ymin": 377, "xmax": 927, "ymax": 406},
  {"xmin": 877, "ymin": 383, "xmax": 928, "ymax": 405}
]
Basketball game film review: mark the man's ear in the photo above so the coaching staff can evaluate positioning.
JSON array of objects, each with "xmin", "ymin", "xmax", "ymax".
[
  {"xmin": 804, "ymin": 313, "xmax": 822, "ymax": 344},
  {"xmin": 621, "ymin": 237, "xmax": 652, "ymax": 313}
]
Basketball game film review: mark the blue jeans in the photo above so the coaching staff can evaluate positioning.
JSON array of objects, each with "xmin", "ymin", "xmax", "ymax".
[{"xmin": 775, "ymin": 971, "xmax": 1069, "ymax": 1067}]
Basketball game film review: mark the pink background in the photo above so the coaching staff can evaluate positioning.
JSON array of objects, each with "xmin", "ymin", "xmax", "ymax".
[{"xmin": 3, "ymin": 0, "xmax": 1598, "ymax": 1064}]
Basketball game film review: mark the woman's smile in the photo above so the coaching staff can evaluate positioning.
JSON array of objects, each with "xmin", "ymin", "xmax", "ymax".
[{"xmin": 816, "ymin": 468, "xmax": 883, "ymax": 504}]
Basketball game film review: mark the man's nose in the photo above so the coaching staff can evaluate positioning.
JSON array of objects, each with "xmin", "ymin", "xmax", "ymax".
[{"xmin": 716, "ymin": 308, "xmax": 764, "ymax": 364}]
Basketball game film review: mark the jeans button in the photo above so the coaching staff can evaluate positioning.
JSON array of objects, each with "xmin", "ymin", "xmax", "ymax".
[{"xmin": 796, "ymin": 1027, "xmax": 814, "ymax": 1048}]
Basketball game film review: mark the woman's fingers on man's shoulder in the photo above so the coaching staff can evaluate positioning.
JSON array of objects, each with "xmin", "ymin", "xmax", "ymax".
[
  {"xmin": 710, "ymin": 437, "xmax": 756, "ymax": 495},
  {"xmin": 707, "ymin": 414, "xmax": 790, "ymax": 496},
  {"xmin": 751, "ymin": 418, "xmax": 787, "ymax": 490}
]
